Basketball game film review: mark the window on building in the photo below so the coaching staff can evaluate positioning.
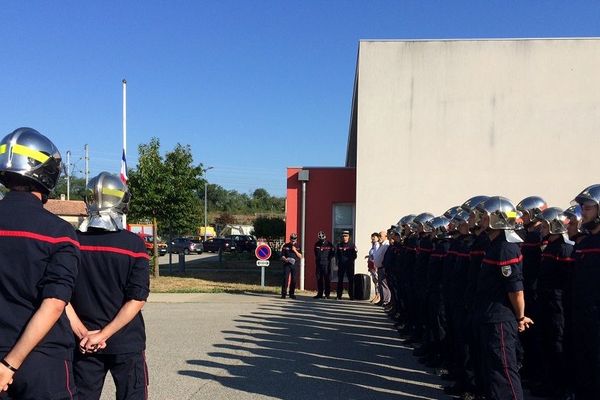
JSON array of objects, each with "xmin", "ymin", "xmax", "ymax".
[{"xmin": 332, "ymin": 203, "xmax": 355, "ymax": 282}]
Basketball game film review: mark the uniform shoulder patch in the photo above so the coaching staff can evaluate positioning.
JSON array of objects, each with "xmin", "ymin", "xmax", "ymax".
[{"xmin": 501, "ymin": 265, "xmax": 512, "ymax": 277}]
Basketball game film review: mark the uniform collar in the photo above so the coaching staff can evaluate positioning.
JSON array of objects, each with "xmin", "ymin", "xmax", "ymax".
[{"xmin": 3, "ymin": 191, "xmax": 44, "ymax": 208}]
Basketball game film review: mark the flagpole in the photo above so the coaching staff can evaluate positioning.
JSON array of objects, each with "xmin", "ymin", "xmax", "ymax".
[{"xmin": 122, "ymin": 79, "xmax": 127, "ymax": 227}]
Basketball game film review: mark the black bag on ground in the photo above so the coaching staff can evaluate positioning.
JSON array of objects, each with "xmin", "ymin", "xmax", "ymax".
[{"xmin": 353, "ymin": 273, "xmax": 371, "ymax": 300}]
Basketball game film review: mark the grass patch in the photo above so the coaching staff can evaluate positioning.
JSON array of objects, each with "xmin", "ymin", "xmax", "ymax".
[{"xmin": 151, "ymin": 259, "xmax": 283, "ymax": 294}]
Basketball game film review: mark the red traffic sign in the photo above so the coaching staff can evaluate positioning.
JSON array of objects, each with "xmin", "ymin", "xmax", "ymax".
[{"xmin": 255, "ymin": 243, "xmax": 272, "ymax": 261}]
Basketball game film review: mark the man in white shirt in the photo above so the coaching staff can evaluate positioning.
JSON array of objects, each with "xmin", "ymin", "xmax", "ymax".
[{"xmin": 373, "ymin": 230, "xmax": 391, "ymax": 306}]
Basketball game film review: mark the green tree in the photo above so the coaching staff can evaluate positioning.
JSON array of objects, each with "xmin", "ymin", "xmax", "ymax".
[
  {"xmin": 128, "ymin": 139, "xmax": 206, "ymax": 277},
  {"xmin": 252, "ymin": 217, "xmax": 285, "ymax": 239},
  {"xmin": 128, "ymin": 138, "xmax": 168, "ymax": 277},
  {"xmin": 51, "ymin": 175, "xmax": 87, "ymax": 200}
]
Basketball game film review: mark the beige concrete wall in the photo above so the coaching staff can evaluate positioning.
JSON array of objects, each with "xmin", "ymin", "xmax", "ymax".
[{"xmin": 354, "ymin": 39, "xmax": 600, "ymax": 270}]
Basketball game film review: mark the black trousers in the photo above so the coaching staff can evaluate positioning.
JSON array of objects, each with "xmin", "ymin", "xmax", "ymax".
[
  {"xmin": 315, "ymin": 262, "xmax": 331, "ymax": 297},
  {"xmin": 573, "ymin": 305, "xmax": 600, "ymax": 400},
  {"xmin": 281, "ymin": 263, "xmax": 296, "ymax": 297},
  {"xmin": 0, "ymin": 352, "xmax": 77, "ymax": 400},
  {"xmin": 337, "ymin": 262, "xmax": 354, "ymax": 299},
  {"xmin": 479, "ymin": 321, "xmax": 523, "ymax": 400},
  {"xmin": 73, "ymin": 351, "xmax": 148, "ymax": 400}
]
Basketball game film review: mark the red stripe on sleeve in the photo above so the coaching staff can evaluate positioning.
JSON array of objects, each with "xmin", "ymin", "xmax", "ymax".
[
  {"xmin": 482, "ymin": 255, "xmax": 523, "ymax": 266},
  {"xmin": 0, "ymin": 229, "xmax": 80, "ymax": 247},
  {"xmin": 80, "ymin": 245, "xmax": 150, "ymax": 259}
]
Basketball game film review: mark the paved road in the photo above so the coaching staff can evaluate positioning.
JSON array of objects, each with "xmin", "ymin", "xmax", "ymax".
[{"xmin": 100, "ymin": 293, "xmax": 446, "ymax": 400}]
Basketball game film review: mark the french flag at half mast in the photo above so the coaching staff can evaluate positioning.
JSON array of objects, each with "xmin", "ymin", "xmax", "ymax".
[{"xmin": 120, "ymin": 149, "xmax": 128, "ymax": 183}]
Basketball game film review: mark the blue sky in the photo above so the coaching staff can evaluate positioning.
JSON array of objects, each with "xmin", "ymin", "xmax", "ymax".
[{"xmin": 1, "ymin": 1, "xmax": 599, "ymax": 196}]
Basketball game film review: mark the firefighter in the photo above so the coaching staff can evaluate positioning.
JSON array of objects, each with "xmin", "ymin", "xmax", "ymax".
[
  {"xmin": 473, "ymin": 196, "xmax": 532, "ymax": 400},
  {"xmin": 335, "ymin": 231, "xmax": 357, "ymax": 300},
  {"xmin": 280, "ymin": 233, "xmax": 302, "ymax": 299},
  {"xmin": 313, "ymin": 231, "xmax": 335, "ymax": 299},
  {"xmin": 411, "ymin": 212, "xmax": 434, "ymax": 355},
  {"xmin": 0, "ymin": 128, "xmax": 80, "ymax": 399},
  {"xmin": 397, "ymin": 215, "xmax": 419, "ymax": 338},
  {"xmin": 515, "ymin": 195, "xmax": 547, "ymax": 384},
  {"xmin": 530, "ymin": 207, "xmax": 574, "ymax": 398},
  {"xmin": 422, "ymin": 216, "xmax": 451, "ymax": 368},
  {"xmin": 571, "ymin": 184, "xmax": 600, "ymax": 399},
  {"xmin": 66, "ymin": 172, "xmax": 150, "ymax": 400}
]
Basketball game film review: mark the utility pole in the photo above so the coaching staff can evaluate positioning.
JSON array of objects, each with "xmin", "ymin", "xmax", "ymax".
[
  {"xmin": 66, "ymin": 150, "xmax": 71, "ymax": 200},
  {"xmin": 84, "ymin": 144, "xmax": 89, "ymax": 186}
]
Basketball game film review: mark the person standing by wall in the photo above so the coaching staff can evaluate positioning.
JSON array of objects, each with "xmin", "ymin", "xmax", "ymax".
[
  {"xmin": 373, "ymin": 230, "xmax": 390, "ymax": 306},
  {"xmin": 313, "ymin": 231, "xmax": 335, "ymax": 299},
  {"xmin": 281, "ymin": 233, "xmax": 302, "ymax": 299},
  {"xmin": 335, "ymin": 231, "xmax": 357, "ymax": 300},
  {"xmin": 367, "ymin": 232, "xmax": 381, "ymax": 303}
]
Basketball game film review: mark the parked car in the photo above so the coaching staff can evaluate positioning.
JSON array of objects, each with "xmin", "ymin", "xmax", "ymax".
[
  {"xmin": 202, "ymin": 237, "xmax": 237, "ymax": 253},
  {"xmin": 226, "ymin": 234, "xmax": 257, "ymax": 252},
  {"xmin": 168, "ymin": 237, "xmax": 204, "ymax": 255},
  {"xmin": 139, "ymin": 234, "xmax": 167, "ymax": 256}
]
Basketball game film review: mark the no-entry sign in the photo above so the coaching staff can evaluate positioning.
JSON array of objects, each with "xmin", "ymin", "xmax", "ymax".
[{"xmin": 255, "ymin": 243, "xmax": 272, "ymax": 261}]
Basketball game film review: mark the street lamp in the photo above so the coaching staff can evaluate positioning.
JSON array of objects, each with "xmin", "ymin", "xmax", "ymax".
[{"xmin": 203, "ymin": 166, "xmax": 214, "ymax": 242}]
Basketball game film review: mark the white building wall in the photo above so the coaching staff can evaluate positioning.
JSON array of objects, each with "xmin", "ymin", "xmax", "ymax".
[{"xmin": 354, "ymin": 39, "xmax": 600, "ymax": 270}]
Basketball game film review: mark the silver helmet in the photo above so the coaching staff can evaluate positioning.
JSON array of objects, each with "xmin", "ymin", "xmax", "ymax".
[
  {"xmin": 80, "ymin": 172, "xmax": 130, "ymax": 232},
  {"xmin": 428, "ymin": 216, "xmax": 452, "ymax": 239},
  {"xmin": 443, "ymin": 206, "xmax": 462, "ymax": 220},
  {"xmin": 461, "ymin": 195, "xmax": 490, "ymax": 212},
  {"xmin": 563, "ymin": 204, "xmax": 582, "ymax": 233},
  {"xmin": 535, "ymin": 207, "xmax": 568, "ymax": 235},
  {"xmin": 0, "ymin": 127, "xmax": 62, "ymax": 195},
  {"xmin": 516, "ymin": 196, "xmax": 548, "ymax": 221},
  {"xmin": 452, "ymin": 209, "xmax": 471, "ymax": 226},
  {"xmin": 477, "ymin": 196, "xmax": 519, "ymax": 230},
  {"xmin": 412, "ymin": 212, "xmax": 435, "ymax": 232},
  {"xmin": 572, "ymin": 184, "xmax": 600, "ymax": 221}
]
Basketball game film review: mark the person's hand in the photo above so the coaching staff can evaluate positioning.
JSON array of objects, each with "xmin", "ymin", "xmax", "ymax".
[
  {"xmin": 0, "ymin": 363, "xmax": 15, "ymax": 392},
  {"xmin": 79, "ymin": 330, "xmax": 107, "ymax": 353},
  {"xmin": 518, "ymin": 316, "xmax": 534, "ymax": 332}
]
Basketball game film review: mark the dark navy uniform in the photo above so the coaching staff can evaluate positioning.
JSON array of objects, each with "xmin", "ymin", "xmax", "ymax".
[
  {"xmin": 448, "ymin": 233, "xmax": 477, "ymax": 392},
  {"xmin": 388, "ymin": 241, "xmax": 405, "ymax": 317},
  {"xmin": 464, "ymin": 231, "xmax": 490, "ymax": 396},
  {"xmin": 314, "ymin": 239, "xmax": 335, "ymax": 298},
  {"xmin": 519, "ymin": 229, "xmax": 543, "ymax": 381},
  {"xmin": 71, "ymin": 228, "xmax": 150, "ymax": 400},
  {"xmin": 426, "ymin": 238, "xmax": 450, "ymax": 361},
  {"xmin": 335, "ymin": 241, "xmax": 357, "ymax": 299},
  {"xmin": 572, "ymin": 232, "xmax": 600, "ymax": 399},
  {"xmin": 0, "ymin": 191, "xmax": 80, "ymax": 399},
  {"xmin": 281, "ymin": 242, "xmax": 301, "ymax": 298},
  {"xmin": 414, "ymin": 234, "xmax": 433, "ymax": 338},
  {"xmin": 402, "ymin": 234, "xmax": 420, "ymax": 332},
  {"xmin": 536, "ymin": 235, "xmax": 574, "ymax": 396},
  {"xmin": 474, "ymin": 232, "xmax": 524, "ymax": 400}
]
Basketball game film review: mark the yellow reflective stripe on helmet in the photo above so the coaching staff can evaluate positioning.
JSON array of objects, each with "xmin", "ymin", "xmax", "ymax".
[
  {"xmin": 3, "ymin": 144, "xmax": 50, "ymax": 163},
  {"xmin": 101, "ymin": 188, "xmax": 125, "ymax": 198},
  {"xmin": 506, "ymin": 211, "xmax": 518, "ymax": 218}
]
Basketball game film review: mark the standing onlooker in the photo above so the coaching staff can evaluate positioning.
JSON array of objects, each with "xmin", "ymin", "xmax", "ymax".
[
  {"xmin": 67, "ymin": 172, "xmax": 150, "ymax": 400},
  {"xmin": 373, "ymin": 230, "xmax": 391, "ymax": 306},
  {"xmin": 335, "ymin": 231, "xmax": 357, "ymax": 300},
  {"xmin": 281, "ymin": 233, "xmax": 302, "ymax": 299},
  {"xmin": 313, "ymin": 231, "xmax": 335, "ymax": 299},
  {"xmin": 0, "ymin": 128, "xmax": 80, "ymax": 398},
  {"xmin": 367, "ymin": 232, "xmax": 381, "ymax": 303}
]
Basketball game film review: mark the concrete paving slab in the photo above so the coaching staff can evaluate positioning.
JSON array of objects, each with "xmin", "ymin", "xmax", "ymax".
[{"xmin": 99, "ymin": 293, "xmax": 450, "ymax": 399}]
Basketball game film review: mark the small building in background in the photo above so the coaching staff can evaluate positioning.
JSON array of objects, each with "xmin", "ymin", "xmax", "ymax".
[{"xmin": 44, "ymin": 198, "xmax": 87, "ymax": 228}]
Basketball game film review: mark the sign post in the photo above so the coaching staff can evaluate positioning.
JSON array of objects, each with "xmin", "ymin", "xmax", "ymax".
[{"xmin": 255, "ymin": 243, "xmax": 272, "ymax": 287}]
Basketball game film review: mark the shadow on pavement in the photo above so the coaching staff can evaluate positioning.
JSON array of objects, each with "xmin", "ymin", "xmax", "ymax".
[{"xmin": 179, "ymin": 296, "xmax": 444, "ymax": 399}]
